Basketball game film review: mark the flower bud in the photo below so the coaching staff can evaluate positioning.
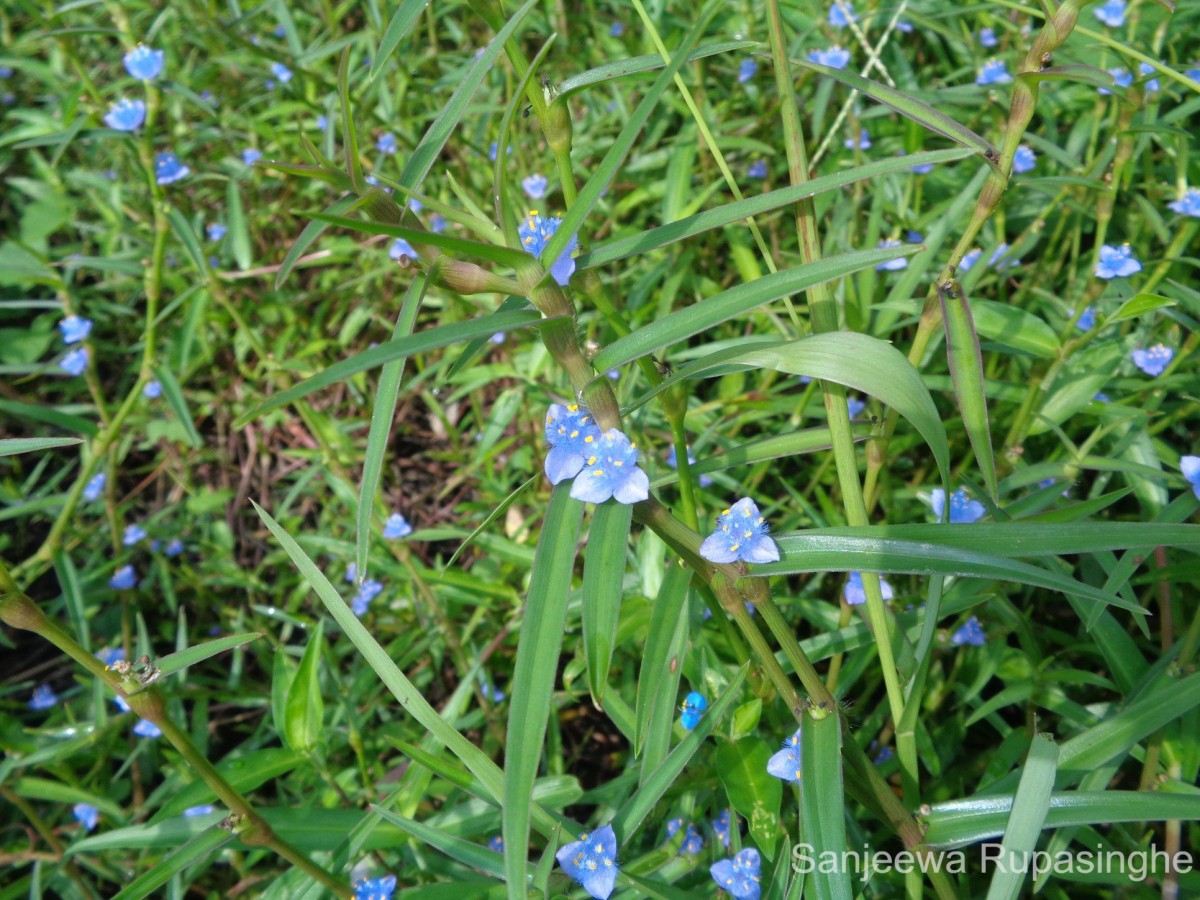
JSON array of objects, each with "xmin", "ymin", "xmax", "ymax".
[{"xmin": 545, "ymin": 93, "xmax": 573, "ymax": 159}]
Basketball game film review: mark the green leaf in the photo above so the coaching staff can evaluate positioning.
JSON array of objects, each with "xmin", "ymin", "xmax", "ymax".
[
  {"xmin": 128, "ymin": 632, "xmax": 263, "ymax": 694},
  {"xmin": 112, "ymin": 826, "xmax": 232, "ymax": 900},
  {"xmin": 972, "ymin": 300, "xmax": 1060, "ymax": 358},
  {"xmin": 1108, "ymin": 292, "xmax": 1176, "ymax": 323},
  {"xmin": 151, "ymin": 364, "xmax": 202, "ymax": 449},
  {"xmin": 801, "ymin": 713, "xmax": 851, "ymax": 900},
  {"xmin": 984, "ymin": 733, "xmax": 1058, "ymax": 900},
  {"xmin": 716, "ymin": 737, "xmax": 783, "ymax": 860},
  {"xmin": 227, "ymin": 179, "xmax": 252, "ymax": 271},
  {"xmin": 583, "ymin": 501, "xmax": 632, "ymax": 705},
  {"xmin": 635, "ymin": 565, "xmax": 690, "ymax": 755},
  {"xmin": 374, "ymin": 807, "xmax": 509, "ymax": 880},
  {"xmin": 235, "ymin": 309, "xmax": 542, "ymax": 424},
  {"xmin": 284, "ymin": 621, "xmax": 324, "ymax": 754},
  {"xmin": 503, "ymin": 484, "xmax": 584, "ymax": 900},
  {"xmin": 0, "ymin": 436, "xmax": 82, "ymax": 456},
  {"xmin": 153, "ymin": 748, "xmax": 303, "ymax": 821},
  {"xmin": 557, "ymin": 41, "xmax": 755, "ymax": 95},
  {"xmin": 369, "ymin": 0, "xmax": 432, "ymax": 82},
  {"xmin": 164, "ymin": 206, "xmax": 207, "ymax": 273},
  {"xmin": 306, "ymin": 211, "xmax": 529, "ymax": 267},
  {"xmin": 276, "ymin": 194, "xmax": 359, "ymax": 289},
  {"xmin": 940, "ymin": 286, "xmax": 997, "ymax": 499},
  {"xmin": 649, "ymin": 427, "xmax": 868, "ymax": 487}
]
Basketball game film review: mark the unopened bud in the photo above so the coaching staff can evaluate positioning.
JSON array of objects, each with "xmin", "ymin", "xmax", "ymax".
[{"xmin": 545, "ymin": 93, "xmax": 573, "ymax": 158}]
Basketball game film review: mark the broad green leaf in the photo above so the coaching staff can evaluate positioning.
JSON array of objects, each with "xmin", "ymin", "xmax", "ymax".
[
  {"xmin": 128, "ymin": 633, "xmax": 264, "ymax": 694},
  {"xmin": 801, "ymin": 712, "xmax": 851, "ymax": 900},
  {"xmin": 716, "ymin": 737, "xmax": 783, "ymax": 858},
  {"xmin": 152, "ymin": 364, "xmax": 203, "ymax": 449},
  {"xmin": 557, "ymin": 41, "xmax": 755, "ymax": 95},
  {"xmin": 369, "ymin": 0, "xmax": 432, "ymax": 81},
  {"xmin": 284, "ymin": 621, "xmax": 324, "ymax": 754},
  {"xmin": 0, "ymin": 437, "xmax": 82, "ymax": 456},
  {"xmin": 153, "ymin": 748, "xmax": 302, "ymax": 821},
  {"xmin": 972, "ymin": 301, "xmax": 1060, "ymax": 358},
  {"xmin": 502, "ymin": 484, "xmax": 583, "ymax": 900},
  {"xmin": 583, "ymin": 501, "xmax": 632, "ymax": 705},
  {"xmin": 940, "ymin": 285, "xmax": 997, "ymax": 499},
  {"xmin": 112, "ymin": 826, "xmax": 232, "ymax": 900},
  {"xmin": 1108, "ymin": 292, "xmax": 1176, "ymax": 323},
  {"xmin": 984, "ymin": 733, "xmax": 1058, "ymax": 900}
]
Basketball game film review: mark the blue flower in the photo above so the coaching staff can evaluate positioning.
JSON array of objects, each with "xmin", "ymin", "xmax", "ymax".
[
  {"xmin": 123, "ymin": 524, "xmax": 147, "ymax": 546},
  {"xmin": 109, "ymin": 565, "xmax": 137, "ymax": 590},
  {"xmin": 876, "ymin": 239, "xmax": 907, "ymax": 270},
  {"xmin": 1131, "ymin": 344, "xmax": 1173, "ymax": 377},
  {"xmin": 843, "ymin": 571, "xmax": 895, "ymax": 606},
  {"xmin": 874, "ymin": 745, "xmax": 895, "ymax": 764},
  {"xmin": 29, "ymin": 683, "xmax": 58, "ymax": 710},
  {"xmin": 844, "ymin": 128, "xmax": 871, "ymax": 150},
  {"xmin": 555, "ymin": 824, "xmax": 619, "ymax": 900},
  {"xmin": 1181, "ymin": 456, "xmax": 1200, "ymax": 500},
  {"xmin": 1098, "ymin": 67, "xmax": 1133, "ymax": 95},
  {"xmin": 270, "ymin": 61, "xmax": 293, "ymax": 83},
  {"xmin": 408, "ymin": 198, "xmax": 423, "ymax": 213},
  {"xmin": 383, "ymin": 512, "xmax": 412, "ymax": 539},
  {"xmin": 519, "ymin": 210, "xmax": 578, "ymax": 286},
  {"xmin": 183, "ymin": 804, "xmax": 215, "ymax": 817},
  {"xmin": 569, "ymin": 429, "xmax": 650, "ymax": 505},
  {"xmin": 1138, "ymin": 62, "xmax": 1160, "ymax": 92},
  {"xmin": 316, "ymin": 114, "xmax": 329, "ymax": 130},
  {"xmin": 487, "ymin": 141, "xmax": 511, "ymax": 162},
  {"xmin": 711, "ymin": 848, "xmax": 762, "ymax": 900},
  {"xmin": 1012, "ymin": 145, "xmax": 1036, "ymax": 174},
  {"xmin": 60, "ymin": 347, "xmax": 89, "ymax": 376},
  {"xmin": 544, "ymin": 403, "xmax": 602, "ymax": 484},
  {"xmin": 680, "ymin": 691, "xmax": 707, "ymax": 730},
  {"xmin": 700, "ymin": 498, "xmax": 780, "ymax": 564},
  {"xmin": 345, "ymin": 563, "xmax": 358, "ymax": 583},
  {"xmin": 352, "ymin": 579, "xmax": 384, "ymax": 617},
  {"xmin": 989, "ymin": 243, "xmax": 1020, "ymax": 270},
  {"xmin": 103, "ymin": 98, "xmax": 146, "ymax": 131},
  {"xmin": 430, "ymin": 213, "xmax": 447, "ymax": 234},
  {"xmin": 931, "ymin": 487, "xmax": 986, "ymax": 523},
  {"xmin": 73, "ymin": 802, "xmax": 99, "ymax": 831},
  {"xmin": 389, "ymin": 238, "xmax": 417, "ymax": 260},
  {"xmin": 0, "ymin": 65, "xmax": 12, "ymax": 78},
  {"xmin": 83, "ymin": 472, "xmax": 106, "ymax": 501},
  {"xmin": 59, "ymin": 314, "xmax": 93, "ymax": 344},
  {"xmin": 124, "ymin": 45, "xmax": 164, "ymax": 81},
  {"xmin": 1168, "ymin": 188, "xmax": 1200, "ymax": 218},
  {"xmin": 712, "ymin": 809, "xmax": 733, "ymax": 848},
  {"xmin": 355, "ymin": 876, "xmax": 397, "ymax": 900},
  {"xmin": 979, "ymin": 27, "xmax": 998, "ymax": 48},
  {"xmin": 242, "ymin": 148, "xmax": 262, "ymax": 166},
  {"xmin": 1095, "ymin": 244, "xmax": 1142, "ymax": 279},
  {"xmin": 606, "ymin": 368, "xmax": 620, "ymax": 380},
  {"xmin": 1188, "ymin": 67, "xmax": 1200, "ymax": 84},
  {"xmin": 97, "ymin": 646, "xmax": 125, "ymax": 666},
  {"xmin": 1076, "ymin": 306, "xmax": 1096, "ymax": 331},
  {"xmin": 666, "ymin": 445, "xmax": 713, "ymax": 488},
  {"xmin": 767, "ymin": 728, "xmax": 802, "ymax": 781},
  {"xmin": 521, "ymin": 173, "xmax": 548, "ymax": 200},
  {"xmin": 142, "ymin": 380, "xmax": 162, "ymax": 399},
  {"xmin": 154, "ymin": 152, "xmax": 190, "ymax": 185},
  {"xmin": 976, "ymin": 59, "xmax": 1012, "ymax": 86},
  {"xmin": 829, "ymin": 1, "xmax": 856, "ymax": 27},
  {"xmin": 1094, "ymin": 0, "xmax": 1125, "ymax": 27},
  {"xmin": 910, "ymin": 160, "xmax": 934, "ymax": 174},
  {"xmin": 738, "ymin": 58, "xmax": 757, "ymax": 83},
  {"xmin": 165, "ymin": 538, "xmax": 184, "ymax": 557},
  {"xmin": 376, "ymin": 132, "xmax": 397, "ymax": 154},
  {"xmin": 808, "ymin": 46, "xmax": 850, "ymax": 69},
  {"xmin": 847, "ymin": 396, "xmax": 865, "ymax": 419},
  {"xmin": 133, "ymin": 717, "xmax": 163, "ymax": 738},
  {"xmin": 951, "ymin": 615, "xmax": 986, "ymax": 646},
  {"xmin": 748, "ymin": 160, "xmax": 768, "ymax": 179},
  {"xmin": 610, "ymin": 22, "xmax": 624, "ymax": 37},
  {"xmin": 487, "ymin": 835, "xmax": 504, "ymax": 853},
  {"xmin": 207, "ymin": 223, "xmax": 227, "ymax": 241},
  {"xmin": 666, "ymin": 818, "xmax": 706, "ymax": 855},
  {"xmin": 958, "ymin": 248, "xmax": 982, "ymax": 272}
]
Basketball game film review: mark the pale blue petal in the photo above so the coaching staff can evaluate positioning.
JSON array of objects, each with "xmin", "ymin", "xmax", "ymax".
[
  {"xmin": 545, "ymin": 446, "xmax": 585, "ymax": 484},
  {"xmin": 699, "ymin": 533, "xmax": 738, "ymax": 563}
]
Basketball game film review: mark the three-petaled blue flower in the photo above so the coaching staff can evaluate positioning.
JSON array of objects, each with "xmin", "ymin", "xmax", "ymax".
[
  {"xmin": 1012, "ymin": 145, "xmax": 1036, "ymax": 174},
  {"xmin": 738, "ymin": 58, "xmax": 757, "ymax": 83},
  {"xmin": 383, "ymin": 512, "xmax": 412, "ymax": 539},
  {"xmin": 748, "ymin": 160, "xmax": 768, "ymax": 179},
  {"xmin": 352, "ymin": 579, "xmax": 384, "ymax": 617},
  {"xmin": 103, "ymin": 98, "xmax": 146, "ymax": 131},
  {"xmin": 610, "ymin": 22, "xmax": 624, "ymax": 37},
  {"xmin": 74, "ymin": 802, "xmax": 99, "ymax": 831},
  {"xmin": 843, "ymin": 571, "xmax": 895, "ymax": 606},
  {"xmin": 154, "ymin": 152, "xmax": 190, "ymax": 185},
  {"xmin": 165, "ymin": 538, "xmax": 184, "ymax": 557},
  {"xmin": 487, "ymin": 834, "xmax": 504, "ymax": 853},
  {"xmin": 522, "ymin": 173, "xmax": 547, "ymax": 199},
  {"xmin": 134, "ymin": 718, "xmax": 163, "ymax": 738},
  {"xmin": 376, "ymin": 132, "xmax": 397, "ymax": 154},
  {"xmin": 767, "ymin": 727, "xmax": 802, "ymax": 781},
  {"xmin": 123, "ymin": 524, "xmax": 147, "ymax": 546},
  {"xmin": 958, "ymin": 248, "xmax": 982, "ymax": 272},
  {"xmin": 556, "ymin": 824, "xmax": 619, "ymax": 900},
  {"xmin": 242, "ymin": 148, "xmax": 262, "ymax": 166},
  {"xmin": 808, "ymin": 46, "xmax": 850, "ymax": 69},
  {"xmin": 876, "ymin": 239, "xmax": 907, "ymax": 270},
  {"xmin": 83, "ymin": 472, "xmax": 106, "ymax": 501},
  {"xmin": 518, "ymin": 210, "xmax": 578, "ymax": 286},
  {"xmin": 1168, "ymin": 189, "xmax": 1200, "ymax": 218},
  {"xmin": 544, "ymin": 403, "xmax": 601, "ymax": 484},
  {"xmin": 1181, "ymin": 456, "xmax": 1200, "ymax": 500},
  {"xmin": 680, "ymin": 691, "xmax": 707, "ymax": 730},
  {"xmin": 183, "ymin": 804, "xmax": 216, "ymax": 817},
  {"xmin": 1138, "ymin": 62, "xmax": 1160, "ymax": 92},
  {"xmin": 711, "ymin": 848, "xmax": 762, "ymax": 900},
  {"xmin": 976, "ymin": 59, "xmax": 1012, "ymax": 86},
  {"xmin": 829, "ymin": 1, "xmax": 856, "ymax": 27},
  {"xmin": 1131, "ymin": 344, "xmax": 1173, "ymax": 377},
  {"xmin": 713, "ymin": 809, "xmax": 734, "ymax": 847},
  {"xmin": 207, "ymin": 223, "xmax": 227, "ymax": 241},
  {"xmin": 61, "ymin": 347, "xmax": 89, "ymax": 376},
  {"xmin": 910, "ymin": 159, "xmax": 934, "ymax": 174},
  {"xmin": 979, "ymin": 27, "xmax": 998, "ymax": 48},
  {"xmin": 430, "ymin": 213, "xmax": 447, "ymax": 234},
  {"xmin": 1098, "ymin": 67, "xmax": 1133, "ymax": 96},
  {"xmin": 97, "ymin": 646, "xmax": 125, "ymax": 667},
  {"xmin": 29, "ymin": 683, "xmax": 58, "ymax": 710},
  {"xmin": 847, "ymin": 396, "xmax": 865, "ymax": 419},
  {"xmin": 1075, "ymin": 306, "xmax": 1096, "ymax": 331},
  {"xmin": 989, "ymin": 243, "xmax": 1020, "ymax": 270},
  {"xmin": 951, "ymin": 616, "xmax": 986, "ymax": 646},
  {"xmin": 354, "ymin": 875, "xmax": 397, "ymax": 900},
  {"xmin": 1095, "ymin": 244, "xmax": 1141, "ymax": 279},
  {"xmin": 143, "ymin": 380, "xmax": 161, "ymax": 398},
  {"xmin": 124, "ymin": 45, "xmax": 164, "ymax": 81},
  {"xmin": 931, "ymin": 487, "xmax": 986, "ymax": 523},
  {"xmin": 389, "ymin": 238, "xmax": 417, "ymax": 261},
  {"xmin": 59, "ymin": 314, "xmax": 92, "ymax": 344},
  {"xmin": 844, "ymin": 128, "xmax": 871, "ymax": 150},
  {"xmin": 666, "ymin": 445, "xmax": 713, "ymax": 487},
  {"xmin": 110, "ymin": 565, "xmax": 137, "ymax": 589},
  {"xmin": 665, "ymin": 817, "xmax": 705, "ymax": 854},
  {"xmin": 569, "ymin": 429, "xmax": 650, "ymax": 505},
  {"xmin": 270, "ymin": 61, "xmax": 293, "ymax": 83},
  {"xmin": 700, "ymin": 498, "xmax": 780, "ymax": 564},
  {"xmin": 1094, "ymin": 0, "xmax": 1125, "ymax": 27}
]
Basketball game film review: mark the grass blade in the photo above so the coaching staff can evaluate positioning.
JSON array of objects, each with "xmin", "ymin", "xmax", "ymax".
[
  {"xmin": 940, "ymin": 285, "xmax": 997, "ymax": 500},
  {"xmin": 111, "ymin": 826, "xmax": 232, "ymax": 900},
  {"xmin": 152, "ymin": 363, "xmax": 202, "ymax": 449},
  {"xmin": 634, "ymin": 564, "xmax": 690, "ymax": 755},
  {"xmin": 801, "ymin": 712, "xmax": 851, "ymax": 900},
  {"xmin": 984, "ymin": 732, "xmax": 1057, "ymax": 900},
  {"xmin": 369, "ymin": 0, "xmax": 431, "ymax": 82},
  {"xmin": 582, "ymin": 501, "xmax": 632, "ymax": 706},
  {"xmin": 128, "ymin": 632, "xmax": 264, "ymax": 694},
  {"xmin": 557, "ymin": 41, "xmax": 754, "ymax": 95},
  {"xmin": 0, "ymin": 437, "xmax": 82, "ymax": 456}
]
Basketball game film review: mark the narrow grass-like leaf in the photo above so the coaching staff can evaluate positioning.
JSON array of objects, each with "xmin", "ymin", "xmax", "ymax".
[
  {"xmin": 582, "ymin": 501, "xmax": 632, "ymax": 705},
  {"xmin": 650, "ymin": 427, "xmax": 868, "ymax": 487},
  {"xmin": 164, "ymin": 206, "xmax": 207, "ymax": 273},
  {"xmin": 983, "ymin": 733, "xmax": 1057, "ymax": 900},
  {"xmin": 578, "ymin": 149, "xmax": 971, "ymax": 269},
  {"xmin": 236, "ymin": 309, "xmax": 542, "ymax": 424},
  {"xmin": 337, "ymin": 49, "xmax": 363, "ymax": 191},
  {"xmin": 306, "ymin": 212, "xmax": 529, "ymax": 267},
  {"xmin": 152, "ymin": 364, "xmax": 202, "ymax": 449},
  {"xmin": 369, "ymin": 0, "xmax": 431, "ymax": 82},
  {"xmin": 283, "ymin": 620, "xmax": 324, "ymax": 754},
  {"xmin": 227, "ymin": 180, "xmax": 252, "ymax": 271},
  {"xmin": 972, "ymin": 301, "xmax": 1060, "ymax": 358},
  {"xmin": 375, "ymin": 807, "xmax": 508, "ymax": 879},
  {"xmin": 444, "ymin": 475, "xmax": 539, "ymax": 570},
  {"xmin": 557, "ymin": 41, "xmax": 754, "ymax": 95},
  {"xmin": 356, "ymin": 274, "xmax": 426, "ymax": 580},
  {"xmin": 111, "ymin": 826, "xmax": 232, "ymax": 900},
  {"xmin": 635, "ymin": 565, "xmax": 690, "ymax": 755},
  {"xmin": 593, "ymin": 247, "xmax": 919, "ymax": 374},
  {"xmin": 940, "ymin": 285, "xmax": 997, "ymax": 499},
  {"xmin": 1109, "ymin": 292, "xmax": 1177, "ymax": 323},
  {"xmin": 502, "ymin": 484, "xmax": 583, "ymax": 900},
  {"xmin": 276, "ymin": 194, "xmax": 359, "ymax": 289},
  {"xmin": 0, "ymin": 437, "xmax": 82, "ymax": 456},
  {"xmin": 801, "ymin": 712, "xmax": 851, "ymax": 900},
  {"xmin": 128, "ymin": 633, "xmax": 263, "ymax": 695}
]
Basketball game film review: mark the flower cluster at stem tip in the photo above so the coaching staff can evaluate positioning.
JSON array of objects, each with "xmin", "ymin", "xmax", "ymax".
[
  {"xmin": 699, "ymin": 498, "xmax": 780, "ymax": 564},
  {"xmin": 519, "ymin": 210, "xmax": 578, "ymax": 286},
  {"xmin": 556, "ymin": 824, "xmax": 619, "ymax": 899},
  {"xmin": 543, "ymin": 404, "xmax": 649, "ymax": 505},
  {"xmin": 665, "ymin": 817, "xmax": 706, "ymax": 854},
  {"xmin": 679, "ymin": 691, "xmax": 707, "ymax": 730},
  {"xmin": 711, "ymin": 848, "xmax": 762, "ymax": 900}
]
